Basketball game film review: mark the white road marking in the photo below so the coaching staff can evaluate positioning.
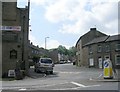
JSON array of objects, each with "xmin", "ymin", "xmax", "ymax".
[
  {"xmin": 52, "ymin": 82, "xmax": 100, "ymax": 90},
  {"xmin": 38, "ymin": 82, "xmax": 70, "ymax": 88},
  {"xmin": 86, "ymin": 85, "xmax": 100, "ymax": 88},
  {"xmin": 52, "ymin": 87, "xmax": 81, "ymax": 90},
  {"xmin": 19, "ymin": 88, "xmax": 27, "ymax": 91},
  {"xmin": 71, "ymin": 81, "xmax": 86, "ymax": 87},
  {"xmin": 2, "ymin": 86, "xmax": 22, "ymax": 90},
  {"xmin": 52, "ymin": 85, "xmax": 100, "ymax": 90},
  {"xmin": 2, "ymin": 81, "xmax": 100, "ymax": 90},
  {"xmin": 71, "ymin": 81, "xmax": 100, "ymax": 88},
  {"xmin": 55, "ymin": 71, "xmax": 82, "ymax": 74}
]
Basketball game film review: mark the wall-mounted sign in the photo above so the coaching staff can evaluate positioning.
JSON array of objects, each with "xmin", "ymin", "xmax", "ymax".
[
  {"xmin": 10, "ymin": 49, "xmax": 17, "ymax": 59},
  {"xmin": 8, "ymin": 70, "xmax": 15, "ymax": 77},
  {"xmin": 1, "ymin": 26, "xmax": 21, "ymax": 31}
]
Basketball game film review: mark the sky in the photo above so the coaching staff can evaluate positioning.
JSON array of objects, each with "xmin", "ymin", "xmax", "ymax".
[{"xmin": 17, "ymin": 0, "xmax": 119, "ymax": 49}]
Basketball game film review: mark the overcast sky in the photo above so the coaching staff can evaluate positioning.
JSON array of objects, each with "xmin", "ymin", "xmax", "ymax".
[{"xmin": 17, "ymin": 0, "xmax": 119, "ymax": 49}]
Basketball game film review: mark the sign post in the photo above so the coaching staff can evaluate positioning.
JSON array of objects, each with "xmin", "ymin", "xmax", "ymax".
[{"xmin": 103, "ymin": 59, "xmax": 113, "ymax": 79}]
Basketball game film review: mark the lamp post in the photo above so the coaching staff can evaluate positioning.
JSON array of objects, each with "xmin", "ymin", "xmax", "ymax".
[{"xmin": 45, "ymin": 37, "xmax": 49, "ymax": 49}]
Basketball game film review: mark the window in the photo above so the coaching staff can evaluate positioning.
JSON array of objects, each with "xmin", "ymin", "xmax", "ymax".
[
  {"xmin": 41, "ymin": 59, "xmax": 52, "ymax": 64},
  {"xmin": 115, "ymin": 54, "xmax": 120, "ymax": 65},
  {"xmin": 32, "ymin": 50, "xmax": 34, "ymax": 53},
  {"xmin": 98, "ymin": 45, "xmax": 102, "ymax": 52},
  {"xmin": 89, "ymin": 46, "xmax": 92, "ymax": 54},
  {"xmin": 77, "ymin": 44, "xmax": 80, "ymax": 51},
  {"xmin": 116, "ymin": 44, "xmax": 120, "ymax": 51},
  {"xmin": 105, "ymin": 45, "xmax": 110, "ymax": 52}
]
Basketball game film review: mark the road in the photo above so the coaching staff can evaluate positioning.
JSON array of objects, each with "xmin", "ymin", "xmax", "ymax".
[{"xmin": 1, "ymin": 63, "xmax": 119, "ymax": 91}]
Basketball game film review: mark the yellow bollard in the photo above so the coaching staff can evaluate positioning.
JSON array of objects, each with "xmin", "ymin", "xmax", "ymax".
[{"xmin": 103, "ymin": 59, "xmax": 113, "ymax": 79}]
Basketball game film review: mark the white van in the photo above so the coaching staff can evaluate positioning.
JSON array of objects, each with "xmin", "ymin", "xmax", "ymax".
[{"xmin": 34, "ymin": 58, "xmax": 54, "ymax": 74}]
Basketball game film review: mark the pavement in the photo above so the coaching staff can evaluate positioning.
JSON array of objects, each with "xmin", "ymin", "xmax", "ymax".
[
  {"xmin": 28, "ymin": 65, "xmax": 120, "ymax": 82},
  {"xmin": 89, "ymin": 73, "xmax": 120, "ymax": 82},
  {"xmin": 2, "ymin": 65, "xmax": 120, "ymax": 82}
]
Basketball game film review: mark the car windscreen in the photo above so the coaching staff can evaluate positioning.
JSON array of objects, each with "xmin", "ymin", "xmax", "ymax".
[{"xmin": 41, "ymin": 59, "xmax": 52, "ymax": 63}]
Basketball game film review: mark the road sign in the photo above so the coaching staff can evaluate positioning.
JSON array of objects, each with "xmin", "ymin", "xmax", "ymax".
[
  {"xmin": 103, "ymin": 59, "xmax": 113, "ymax": 79},
  {"xmin": 104, "ymin": 61, "xmax": 109, "ymax": 67}
]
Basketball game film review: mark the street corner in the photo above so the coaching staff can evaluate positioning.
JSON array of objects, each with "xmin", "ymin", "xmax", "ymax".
[{"xmin": 89, "ymin": 76, "xmax": 120, "ymax": 82}]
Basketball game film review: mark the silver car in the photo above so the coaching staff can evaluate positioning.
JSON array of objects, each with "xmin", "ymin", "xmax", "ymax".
[{"xmin": 34, "ymin": 58, "xmax": 54, "ymax": 74}]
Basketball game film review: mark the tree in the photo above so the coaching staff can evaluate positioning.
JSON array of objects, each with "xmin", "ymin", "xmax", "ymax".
[
  {"xmin": 57, "ymin": 45, "xmax": 68, "ymax": 55},
  {"xmin": 68, "ymin": 46, "xmax": 76, "ymax": 57}
]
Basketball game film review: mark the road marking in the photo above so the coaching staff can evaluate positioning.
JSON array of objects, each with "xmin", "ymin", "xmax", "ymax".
[
  {"xmin": 86, "ymin": 85, "xmax": 100, "ymax": 88},
  {"xmin": 52, "ymin": 82, "xmax": 100, "ymax": 90},
  {"xmin": 39, "ymin": 82, "xmax": 70, "ymax": 88},
  {"xmin": 55, "ymin": 71, "xmax": 82, "ymax": 74},
  {"xmin": 52, "ymin": 85, "xmax": 100, "ymax": 90},
  {"xmin": 2, "ymin": 87, "xmax": 22, "ymax": 90},
  {"xmin": 52, "ymin": 87, "xmax": 81, "ymax": 90},
  {"xmin": 71, "ymin": 81, "xmax": 86, "ymax": 87},
  {"xmin": 19, "ymin": 88, "xmax": 27, "ymax": 91}
]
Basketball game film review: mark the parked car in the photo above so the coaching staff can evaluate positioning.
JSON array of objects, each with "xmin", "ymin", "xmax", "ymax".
[
  {"xmin": 67, "ymin": 60, "xmax": 71, "ymax": 63},
  {"xmin": 34, "ymin": 58, "xmax": 54, "ymax": 74},
  {"xmin": 59, "ymin": 60, "xmax": 65, "ymax": 64}
]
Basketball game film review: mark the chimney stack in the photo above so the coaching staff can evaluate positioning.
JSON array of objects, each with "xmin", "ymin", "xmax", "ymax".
[{"xmin": 90, "ymin": 28, "xmax": 96, "ymax": 31}]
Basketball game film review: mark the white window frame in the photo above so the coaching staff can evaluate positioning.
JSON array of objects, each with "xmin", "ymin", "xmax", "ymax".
[
  {"xmin": 115, "ymin": 54, "xmax": 120, "ymax": 65},
  {"xmin": 89, "ymin": 46, "xmax": 93, "ymax": 54},
  {"xmin": 98, "ymin": 45, "xmax": 102, "ymax": 52},
  {"xmin": 105, "ymin": 45, "xmax": 110, "ymax": 52},
  {"xmin": 116, "ymin": 44, "xmax": 120, "ymax": 51}
]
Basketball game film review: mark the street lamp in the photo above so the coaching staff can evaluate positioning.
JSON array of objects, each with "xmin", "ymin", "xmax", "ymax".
[{"xmin": 45, "ymin": 37, "xmax": 49, "ymax": 49}]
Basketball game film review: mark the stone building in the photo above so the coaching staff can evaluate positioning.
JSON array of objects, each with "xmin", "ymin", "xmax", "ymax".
[
  {"xmin": 0, "ymin": 1, "xmax": 2, "ymax": 78},
  {"xmin": 28, "ymin": 42, "xmax": 59, "ymax": 65},
  {"xmin": 28, "ymin": 41, "xmax": 54, "ymax": 65},
  {"xmin": 76, "ymin": 28, "xmax": 120, "ymax": 69},
  {"xmin": 75, "ymin": 28, "xmax": 107, "ymax": 67},
  {"xmin": 2, "ymin": 1, "xmax": 30, "ymax": 77},
  {"xmin": 49, "ymin": 49, "xmax": 59, "ymax": 64}
]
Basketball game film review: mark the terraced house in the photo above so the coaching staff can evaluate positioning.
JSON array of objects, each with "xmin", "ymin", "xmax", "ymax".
[
  {"xmin": 76, "ymin": 28, "xmax": 120, "ymax": 69},
  {"xmin": 2, "ymin": 1, "xmax": 30, "ymax": 78}
]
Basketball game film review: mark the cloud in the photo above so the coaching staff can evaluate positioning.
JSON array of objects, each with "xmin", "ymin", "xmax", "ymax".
[
  {"xmin": 33, "ymin": 0, "xmax": 118, "ymax": 35},
  {"xmin": 29, "ymin": 34, "xmax": 70, "ymax": 49},
  {"xmin": 29, "ymin": 33, "xmax": 39, "ymax": 46},
  {"xmin": 29, "ymin": 0, "xmax": 119, "ymax": 49},
  {"xmin": 40, "ymin": 39, "xmax": 70, "ymax": 49}
]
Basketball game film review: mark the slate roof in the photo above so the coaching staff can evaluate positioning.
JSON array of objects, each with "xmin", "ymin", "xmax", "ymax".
[
  {"xmin": 83, "ymin": 34, "xmax": 120, "ymax": 47},
  {"xmin": 83, "ymin": 36, "xmax": 109, "ymax": 46},
  {"xmin": 106, "ymin": 34, "xmax": 120, "ymax": 42}
]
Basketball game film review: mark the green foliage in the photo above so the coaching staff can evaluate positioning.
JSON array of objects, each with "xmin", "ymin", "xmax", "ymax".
[
  {"xmin": 58, "ymin": 45, "xmax": 68, "ymax": 55},
  {"xmin": 68, "ymin": 46, "xmax": 76, "ymax": 57},
  {"xmin": 57, "ymin": 45, "xmax": 76, "ymax": 56}
]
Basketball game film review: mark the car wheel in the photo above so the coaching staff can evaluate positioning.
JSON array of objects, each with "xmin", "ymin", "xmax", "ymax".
[{"xmin": 34, "ymin": 68, "xmax": 36, "ymax": 72}]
